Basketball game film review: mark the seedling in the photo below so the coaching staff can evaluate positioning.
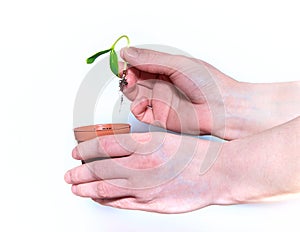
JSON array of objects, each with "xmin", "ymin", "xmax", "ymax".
[{"xmin": 86, "ymin": 35, "xmax": 130, "ymax": 91}]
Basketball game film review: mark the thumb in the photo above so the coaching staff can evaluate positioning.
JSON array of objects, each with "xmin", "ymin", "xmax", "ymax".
[
  {"xmin": 120, "ymin": 47, "xmax": 211, "ymax": 104},
  {"xmin": 120, "ymin": 47, "xmax": 190, "ymax": 76}
]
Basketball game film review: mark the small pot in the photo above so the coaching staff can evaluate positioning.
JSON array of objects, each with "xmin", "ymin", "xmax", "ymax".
[
  {"xmin": 73, "ymin": 123, "xmax": 131, "ymax": 163},
  {"xmin": 74, "ymin": 123, "xmax": 131, "ymax": 143}
]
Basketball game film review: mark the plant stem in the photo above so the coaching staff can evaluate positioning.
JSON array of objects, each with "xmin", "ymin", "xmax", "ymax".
[
  {"xmin": 111, "ymin": 35, "xmax": 130, "ymax": 73},
  {"xmin": 111, "ymin": 35, "xmax": 130, "ymax": 50}
]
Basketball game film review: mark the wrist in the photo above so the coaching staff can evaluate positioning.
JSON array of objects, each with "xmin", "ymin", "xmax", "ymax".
[
  {"xmin": 216, "ymin": 117, "xmax": 300, "ymax": 203},
  {"xmin": 211, "ymin": 140, "xmax": 276, "ymax": 204},
  {"xmin": 199, "ymin": 141, "xmax": 239, "ymax": 205},
  {"xmin": 222, "ymin": 81, "xmax": 300, "ymax": 140}
]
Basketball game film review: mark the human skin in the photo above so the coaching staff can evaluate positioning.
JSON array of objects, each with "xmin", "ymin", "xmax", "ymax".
[
  {"xmin": 120, "ymin": 47, "xmax": 300, "ymax": 140},
  {"xmin": 64, "ymin": 117, "xmax": 300, "ymax": 213},
  {"xmin": 65, "ymin": 48, "xmax": 300, "ymax": 213}
]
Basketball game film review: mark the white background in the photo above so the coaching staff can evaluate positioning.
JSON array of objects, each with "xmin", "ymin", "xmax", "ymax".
[{"xmin": 1, "ymin": 0, "xmax": 300, "ymax": 231}]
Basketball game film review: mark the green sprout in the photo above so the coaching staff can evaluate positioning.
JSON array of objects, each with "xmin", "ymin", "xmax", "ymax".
[{"xmin": 86, "ymin": 35, "xmax": 130, "ymax": 78}]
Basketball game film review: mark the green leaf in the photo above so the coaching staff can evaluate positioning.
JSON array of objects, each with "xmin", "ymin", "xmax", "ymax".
[
  {"xmin": 109, "ymin": 49, "xmax": 119, "ymax": 77},
  {"xmin": 86, "ymin": 48, "xmax": 111, "ymax": 64}
]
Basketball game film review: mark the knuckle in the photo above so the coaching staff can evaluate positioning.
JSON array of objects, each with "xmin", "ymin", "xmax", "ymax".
[
  {"xmin": 110, "ymin": 199, "xmax": 129, "ymax": 209},
  {"xmin": 97, "ymin": 137, "xmax": 109, "ymax": 157},
  {"xmin": 96, "ymin": 182, "xmax": 109, "ymax": 198},
  {"xmin": 76, "ymin": 145, "xmax": 86, "ymax": 160},
  {"xmin": 89, "ymin": 162, "xmax": 102, "ymax": 180}
]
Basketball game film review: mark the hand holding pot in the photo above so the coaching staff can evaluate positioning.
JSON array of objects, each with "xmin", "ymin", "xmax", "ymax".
[
  {"xmin": 65, "ymin": 117, "xmax": 300, "ymax": 213},
  {"xmin": 65, "ymin": 132, "xmax": 227, "ymax": 213}
]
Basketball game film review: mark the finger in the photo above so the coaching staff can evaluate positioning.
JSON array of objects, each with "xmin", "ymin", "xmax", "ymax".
[
  {"xmin": 73, "ymin": 132, "xmax": 164, "ymax": 162},
  {"xmin": 92, "ymin": 197, "xmax": 136, "ymax": 210},
  {"xmin": 117, "ymin": 61, "xmax": 154, "ymax": 101},
  {"xmin": 151, "ymin": 81, "xmax": 174, "ymax": 128},
  {"xmin": 119, "ymin": 67, "xmax": 139, "ymax": 100},
  {"xmin": 121, "ymin": 66, "xmax": 159, "ymax": 101},
  {"xmin": 71, "ymin": 180, "xmax": 134, "ymax": 199},
  {"xmin": 130, "ymin": 97, "xmax": 153, "ymax": 123},
  {"xmin": 129, "ymin": 80, "xmax": 176, "ymax": 129},
  {"xmin": 117, "ymin": 61, "xmax": 129, "ymax": 78},
  {"xmin": 65, "ymin": 159, "xmax": 132, "ymax": 184},
  {"xmin": 92, "ymin": 197, "xmax": 153, "ymax": 212},
  {"xmin": 120, "ymin": 47, "xmax": 212, "ymax": 103},
  {"xmin": 121, "ymin": 47, "xmax": 178, "ymax": 75},
  {"xmin": 72, "ymin": 134, "xmax": 136, "ymax": 161}
]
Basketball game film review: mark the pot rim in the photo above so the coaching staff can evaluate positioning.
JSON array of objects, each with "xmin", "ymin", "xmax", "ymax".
[{"xmin": 74, "ymin": 123, "xmax": 131, "ymax": 132}]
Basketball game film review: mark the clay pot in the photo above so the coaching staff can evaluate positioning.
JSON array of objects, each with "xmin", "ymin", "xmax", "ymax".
[
  {"xmin": 74, "ymin": 123, "xmax": 131, "ymax": 163},
  {"xmin": 74, "ymin": 123, "xmax": 131, "ymax": 143}
]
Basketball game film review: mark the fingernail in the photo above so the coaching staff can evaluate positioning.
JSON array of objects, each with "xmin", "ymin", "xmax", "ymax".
[
  {"xmin": 72, "ymin": 147, "xmax": 78, "ymax": 159},
  {"xmin": 64, "ymin": 171, "xmax": 71, "ymax": 183},
  {"xmin": 123, "ymin": 47, "xmax": 138, "ymax": 58}
]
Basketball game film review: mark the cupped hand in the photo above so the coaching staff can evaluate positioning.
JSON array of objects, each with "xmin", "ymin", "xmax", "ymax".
[{"xmin": 64, "ymin": 132, "xmax": 230, "ymax": 213}]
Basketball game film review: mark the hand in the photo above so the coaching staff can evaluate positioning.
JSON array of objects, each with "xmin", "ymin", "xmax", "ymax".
[
  {"xmin": 64, "ymin": 132, "xmax": 231, "ymax": 213},
  {"xmin": 120, "ymin": 47, "xmax": 235, "ymax": 138},
  {"xmin": 120, "ymin": 48, "xmax": 300, "ymax": 139},
  {"xmin": 65, "ymin": 117, "xmax": 300, "ymax": 213}
]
